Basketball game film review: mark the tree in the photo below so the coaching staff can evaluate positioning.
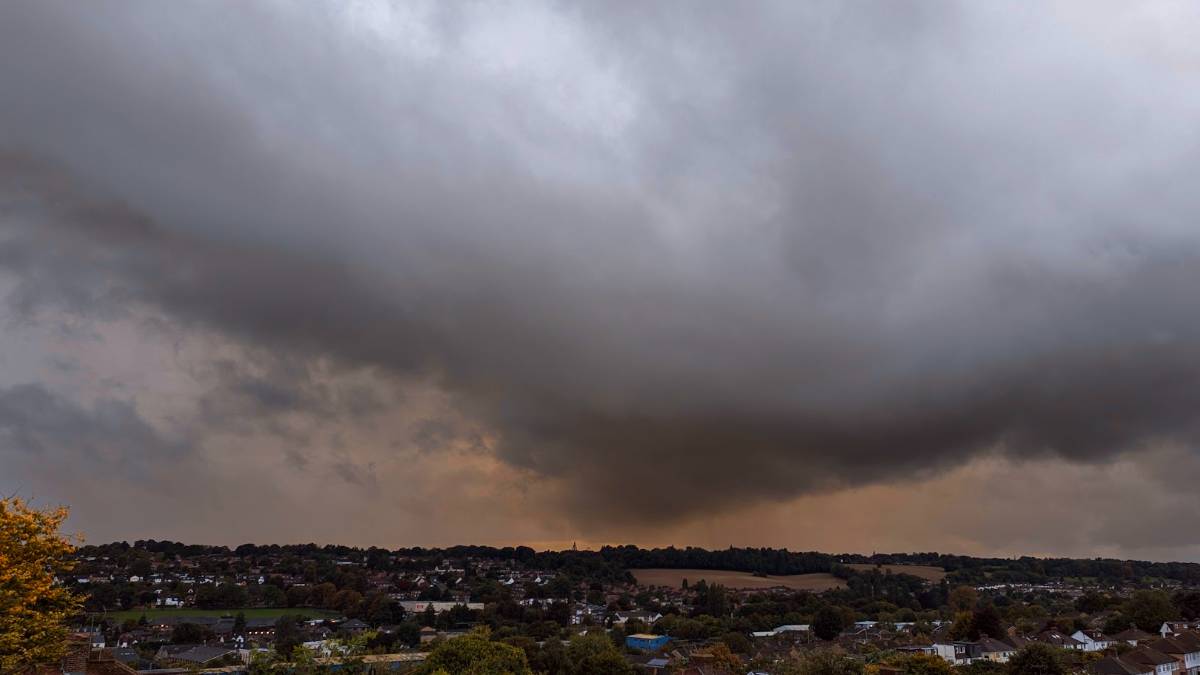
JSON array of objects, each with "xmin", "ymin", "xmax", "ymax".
[
  {"xmin": 949, "ymin": 586, "xmax": 979, "ymax": 612},
  {"xmin": 949, "ymin": 611, "xmax": 975, "ymax": 640},
  {"xmin": 274, "ymin": 615, "xmax": 304, "ymax": 656},
  {"xmin": 416, "ymin": 630, "xmax": 531, "ymax": 675},
  {"xmin": 171, "ymin": 622, "xmax": 214, "ymax": 644},
  {"xmin": 1076, "ymin": 592, "xmax": 1113, "ymax": 615},
  {"xmin": 528, "ymin": 638, "xmax": 570, "ymax": 675},
  {"xmin": 1123, "ymin": 590, "xmax": 1178, "ymax": 633},
  {"xmin": 1177, "ymin": 592, "xmax": 1200, "ymax": 621},
  {"xmin": 566, "ymin": 633, "xmax": 634, "ymax": 675},
  {"xmin": 1006, "ymin": 644, "xmax": 1065, "ymax": 675},
  {"xmin": 789, "ymin": 650, "xmax": 865, "ymax": 675},
  {"xmin": 952, "ymin": 605, "xmax": 1005, "ymax": 641},
  {"xmin": 814, "ymin": 606, "xmax": 846, "ymax": 641},
  {"xmin": 1102, "ymin": 613, "xmax": 1140, "ymax": 636},
  {"xmin": 249, "ymin": 645, "xmax": 323, "ymax": 675},
  {"xmin": 703, "ymin": 643, "xmax": 743, "ymax": 673},
  {"xmin": 0, "ymin": 497, "xmax": 85, "ymax": 673},
  {"xmin": 722, "ymin": 630, "xmax": 752, "ymax": 654},
  {"xmin": 233, "ymin": 612, "xmax": 247, "ymax": 635},
  {"xmin": 958, "ymin": 661, "xmax": 1007, "ymax": 675},
  {"xmin": 975, "ymin": 605, "xmax": 1005, "ymax": 639},
  {"xmin": 391, "ymin": 622, "xmax": 421, "ymax": 648},
  {"xmin": 883, "ymin": 653, "xmax": 953, "ymax": 675}
]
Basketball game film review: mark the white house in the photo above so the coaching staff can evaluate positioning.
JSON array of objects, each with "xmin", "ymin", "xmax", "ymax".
[
  {"xmin": 1163, "ymin": 623, "xmax": 1200, "ymax": 639},
  {"xmin": 929, "ymin": 643, "xmax": 960, "ymax": 665},
  {"xmin": 1149, "ymin": 636, "xmax": 1200, "ymax": 675},
  {"xmin": 1123, "ymin": 647, "xmax": 1180, "ymax": 675},
  {"xmin": 1074, "ymin": 629, "xmax": 1115, "ymax": 652}
]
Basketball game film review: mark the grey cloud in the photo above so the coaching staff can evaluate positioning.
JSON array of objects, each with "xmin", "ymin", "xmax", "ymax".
[
  {"xmin": 0, "ymin": 383, "xmax": 187, "ymax": 469},
  {"xmin": 191, "ymin": 354, "xmax": 390, "ymax": 435},
  {"xmin": 3, "ymin": 1, "xmax": 1200, "ymax": 533}
]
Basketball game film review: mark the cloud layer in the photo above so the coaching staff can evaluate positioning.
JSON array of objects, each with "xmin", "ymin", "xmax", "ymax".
[{"xmin": 4, "ymin": 1, "xmax": 1200, "ymax": 554}]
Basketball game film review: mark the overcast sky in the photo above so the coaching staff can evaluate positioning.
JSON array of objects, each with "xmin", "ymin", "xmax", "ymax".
[{"xmin": 3, "ymin": 1, "xmax": 1200, "ymax": 560}]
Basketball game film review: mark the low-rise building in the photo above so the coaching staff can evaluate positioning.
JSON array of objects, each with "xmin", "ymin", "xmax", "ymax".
[
  {"xmin": 1075, "ymin": 630, "xmax": 1117, "ymax": 652},
  {"xmin": 1124, "ymin": 646, "xmax": 1181, "ymax": 675},
  {"xmin": 626, "ymin": 634, "xmax": 670, "ymax": 651}
]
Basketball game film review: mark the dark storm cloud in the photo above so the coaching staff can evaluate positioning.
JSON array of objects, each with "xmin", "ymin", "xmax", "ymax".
[
  {"xmin": 0, "ymin": 383, "xmax": 187, "ymax": 469},
  {"xmin": 192, "ymin": 355, "xmax": 390, "ymax": 434},
  {"xmin": 3, "ymin": 1, "xmax": 1200, "ymax": 527}
]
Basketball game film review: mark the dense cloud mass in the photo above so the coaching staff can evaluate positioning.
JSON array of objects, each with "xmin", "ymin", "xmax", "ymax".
[{"xmin": 3, "ymin": 1, "xmax": 1200, "ymax": 554}]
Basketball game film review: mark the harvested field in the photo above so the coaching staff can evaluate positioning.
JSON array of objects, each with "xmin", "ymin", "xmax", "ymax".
[
  {"xmin": 846, "ymin": 563, "xmax": 946, "ymax": 581},
  {"xmin": 631, "ymin": 568, "xmax": 847, "ymax": 591}
]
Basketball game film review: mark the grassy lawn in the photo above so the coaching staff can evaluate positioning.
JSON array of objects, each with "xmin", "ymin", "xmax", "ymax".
[{"xmin": 93, "ymin": 607, "xmax": 343, "ymax": 621}]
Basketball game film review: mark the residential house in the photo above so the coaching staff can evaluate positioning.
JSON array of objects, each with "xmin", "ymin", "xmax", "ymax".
[
  {"xmin": 244, "ymin": 617, "xmax": 277, "ymax": 642},
  {"xmin": 108, "ymin": 647, "xmax": 141, "ymax": 670},
  {"xmin": 571, "ymin": 604, "xmax": 606, "ymax": 626},
  {"xmin": 950, "ymin": 642, "xmax": 984, "ymax": 665},
  {"xmin": 1164, "ymin": 624, "xmax": 1200, "ymax": 639},
  {"xmin": 1149, "ymin": 635, "xmax": 1200, "ymax": 675},
  {"xmin": 1170, "ymin": 632, "xmax": 1200, "ymax": 675},
  {"xmin": 978, "ymin": 637, "xmax": 1018, "ymax": 663},
  {"xmin": 1093, "ymin": 656, "xmax": 1154, "ymax": 675},
  {"xmin": 1005, "ymin": 633, "xmax": 1035, "ymax": 649},
  {"xmin": 1075, "ymin": 630, "xmax": 1117, "ymax": 652},
  {"xmin": 1037, "ymin": 628, "xmax": 1085, "ymax": 650},
  {"xmin": 751, "ymin": 624, "xmax": 810, "ymax": 638},
  {"xmin": 1114, "ymin": 629, "xmax": 1158, "ymax": 646},
  {"xmin": 895, "ymin": 645, "xmax": 936, "ymax": 653},
  {"xmin": 154, "ymin": 645, "xmax": 239, "ymax": 668},
  {"xmin": 926, "ymin": 643, "xmax": 960, "ymax": 664},
  {"xmin": 1123, "ymin": 646, "xmax": 1181, "ymax": 675},
  {"xmin": 78, "ymin": 631, "xmax": 105, "ymax": 649},
  {"xmin": 614, "ymin": 610, "xmax": 663, "ymax": 626},
  {"xmin": 399, "ymin": 600, "xmax": 484, "ymax": 614}
]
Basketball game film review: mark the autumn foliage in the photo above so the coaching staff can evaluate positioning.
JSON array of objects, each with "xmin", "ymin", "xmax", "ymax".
[{"xmin": 0, "ymin": 497, "xmax": 84, "ymax": 674}]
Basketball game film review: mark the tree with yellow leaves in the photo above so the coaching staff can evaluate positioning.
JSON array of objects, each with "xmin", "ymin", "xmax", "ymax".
[{"xmin": 0, "ymin": 497, "xmax": 85, "ymax": 674}]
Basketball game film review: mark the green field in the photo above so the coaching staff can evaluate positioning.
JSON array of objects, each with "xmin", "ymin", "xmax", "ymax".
[{"xmin": 93, "ymin": 607, "xmax": 342, "ymax": 621}]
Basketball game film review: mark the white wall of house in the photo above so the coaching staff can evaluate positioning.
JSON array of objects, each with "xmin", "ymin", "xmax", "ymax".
[
  {"xmin": 1071, "ymin": 631, "xmax": 1110, "ymax": 652},
  {"xmin": 932, "ymin": 644, "xmax": 958, "ymax": 664}
]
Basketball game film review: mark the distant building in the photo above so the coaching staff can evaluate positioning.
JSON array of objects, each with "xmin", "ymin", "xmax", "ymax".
[
  {"xmin": 1113, "ymin": 629, "xmax": 1157, "ymax": 647},
  {"xmin": 613, "ymin": 610, "xmax": 663, "ymax": 625},
  {"xmin": 1122, "ymin": 646, "xmax": 1181, "ymax": 675},
  {"xmin": 1163, "ymin": 624, "xmax": 1200, "ymax": 639},
  {"xmin": 1093, "ymin": 655, "xmax": 1154, "ymax": 675},
  {"xmin": 978, "ymin": 637, "xmax": 1018, "ymax": 663},
  {"xmin": 625, "ymin": 634, "xmax": 670, "ymax": 651},
  {"xmin": 1074, "ymin": 630, "xmax": 1116, "ymax": 652},
  {"xmin": 399, "ymin": 601, "xmax": 484, "ymax": 613},
  {"xmin": 1036, "ymin": 628, "xmax": 1084, "ymax": 650}
]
